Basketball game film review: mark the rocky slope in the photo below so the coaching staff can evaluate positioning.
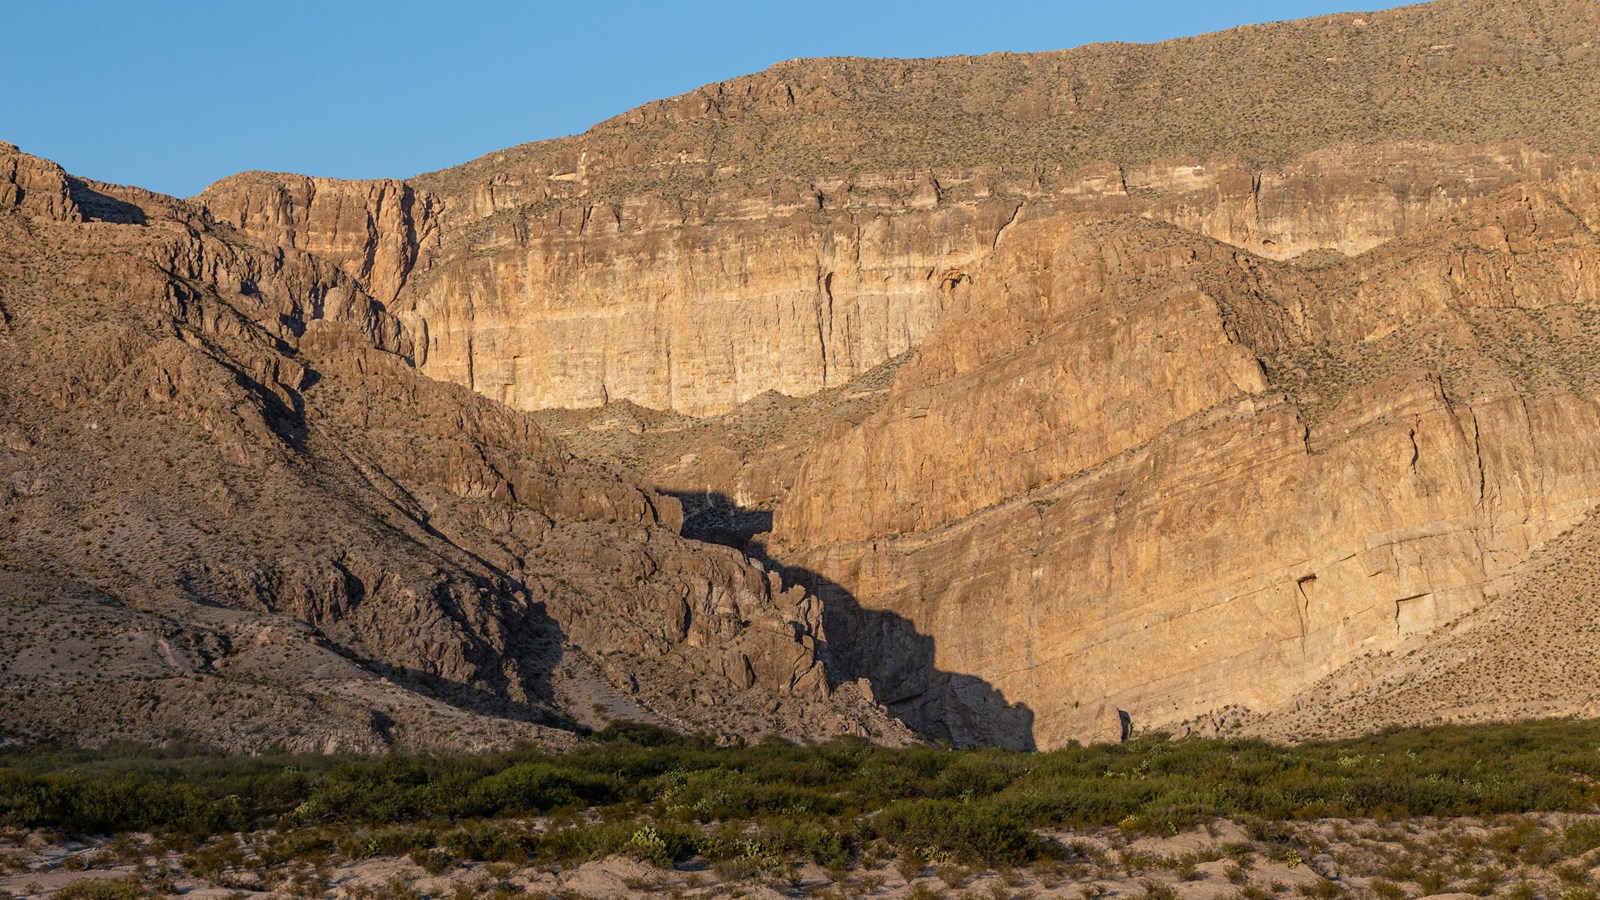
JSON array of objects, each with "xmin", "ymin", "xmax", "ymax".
[
  {"xmin": 18, "ymin": 0, "xmax": 1600, "ymax": 752},
  {"xmin": 0, "ymin": 143, "xmax": 904, "ymax": 752}
]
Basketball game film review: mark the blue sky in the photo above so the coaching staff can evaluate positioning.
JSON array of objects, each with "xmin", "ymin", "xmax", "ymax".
[{"xmin": 4, "ymin": 1, "xmax": 1410, "ymax": 197}]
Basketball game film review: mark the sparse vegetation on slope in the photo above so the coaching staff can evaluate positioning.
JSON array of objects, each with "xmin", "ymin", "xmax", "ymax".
[{"xmin": 417, "ymin": 0, "xmax": 1600, "ymax": 205}]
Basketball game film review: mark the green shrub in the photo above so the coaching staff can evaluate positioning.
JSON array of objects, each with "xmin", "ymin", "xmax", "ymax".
[
  {"xmin": 1563, "ymin": 820, "xmax": 1600, "ymax": 858},
  {"xmin": 5, "ymin": 717, "xmax": 1600, "ymax": 877},
  {"xmin": 467, "ymin": 762, "xmax": 620, "ymax": 815},
  {"xmin": 408, "ymin": 846, "xmax": 456, "ymax": 875},
  {"xmin": 439, "ymin": 823, "xmax": 537, "ymax": 863},
  {"xmin": 593, "ymin": 721, "xmax": 696, "ymax": 747},
  {"xmin": 872, "ymin": 799, "xmax": 1041, "ymax": 866},
  {"xmin": 54, "ymin": 876, "xmax": 153, "ymax": 900},
  {"xmin": 754, "ymin": 819, "xmax": 852, "ymax": 868}
]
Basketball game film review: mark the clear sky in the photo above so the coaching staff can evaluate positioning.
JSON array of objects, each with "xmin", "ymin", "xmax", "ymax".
[{"xmin": 4, "ymin": 0, "xmax": 1412, "ymax": 198}]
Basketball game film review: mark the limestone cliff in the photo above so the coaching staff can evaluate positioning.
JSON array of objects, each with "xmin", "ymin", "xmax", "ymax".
[
  {"xmin": 201, "ymin": 145, "xmax": 1569, "ymax": 418},
  {"xmin": 196, "ymin": 0, "xmax": 1600, "ymax": 417},
  {"xmin": 771, "ymin": 177, "xmax": 1600, "ymax": 748},
  {"xmin": 168, "ymin": 0, "xmax": 1600, "ymax": 750},
  {"xmin": 199, "ymin": 171, "xmax": 437, "ymax": 305}
]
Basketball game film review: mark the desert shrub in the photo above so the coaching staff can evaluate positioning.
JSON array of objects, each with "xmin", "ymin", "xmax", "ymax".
[
  {"xmin": 337, "ymin": 825, "xmax": 435, "ymax": 859},
  {"xmin": 929, "ymin": 750, "xmax": 1018, "ymax": 799},
  {"xmin": 465, "ymin": 762, "xmax": 620, "ymax": 816},
  {"xmin": 1416, "ymin": 868, "xmax": 1449, "ymax": 893},
  {"xmin": 179, "ymin": 833, "xmax": 244, "ymax": 880},
  {"xmin": 1556, "ymin": 862, "xmax": 1593, "ymax": 885},
  {"xmin": 438, "ymin": 823, "xmax": 538, "ymax": 863},
  {"xmin": 1563, "ymin": 820, "xmax": 1600, "ymax": 858},
  {"xmin": 0, "ymin": 769, "xmax": 249, "ymax": 836},
  {"xmin": 1507, "ymin": 883, "xmax": 1539, "ymax": 900},
  {"xmin": 256, "ymin": 829, "xmax": 335, "ymax": 866},
  {"xmin": 408, "ymin": 846, "xmax": 456, "ymax": 875},
  {"xmin": 592, "ymin": 720, "xmax": 700, "ymax": 748},
  {"xmin": 1368, "ymin": 879, "xmax": 1406, "ymax": 900},
  {"xmin": 625, "ymin": 824, "xmax": 673, "ymax": 867},
  {"xmin": 1140, "ymin": 879, "xmax": 1176, "ymax": 900},
  {"xmin": 1298, "ymin": 879, "xmax": 1341, "ymax": 899},
  {"xmin": 54, "ymin": 876, "xmax": 154, "ymax": 900},
  {"xmin": 753, "ymin": 818, "xmax": 853, "ymax": 868},
  {"xmin": 536, "ymin": 818, "xmax": 640, "ymax": 864},
  {"xmin": 1491, "ymin": 818, "xmax": 1558, "ymax": 866},
  {"xmin": 870, "ymin": 798, "xmax": 1041, "ymax": 866},
  {"xmin": 638, "ymin": 821, "xmax": 701, "ymax": 866},
  {"xmin": 5, "ymin": 716, "xmax": 1600, "ymax": 875}
]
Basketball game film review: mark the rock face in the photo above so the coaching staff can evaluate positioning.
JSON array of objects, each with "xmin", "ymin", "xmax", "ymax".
[
  {"xmin": 196, "ymin": 0, "xmax": 1600, "ymax": 417},
  {"xmin": 519, "ymin": 170, "xmax": 1600, "ymax": 749},
  {"xmin": 401, "ymin": 145, "xmax": 1565, "ymax": 419},
  {"xmin": 200, "ymin": 146, "xmax": 1567, "ymax": 419},
  {"xmin": 771, "ymin": 179, "xmax": 1600, "ymax": 748},
  {"xmin": 1247, "ymin": 490, "xmax": 1600, "ymax": 740},
  {"xmin": 0, "ymin": 144, "xmax": 906, "ymax": 752},
  {"xmin": 199, "ymin": 171, "xmax": 436, "ymax": 304},
  {"xmin": 33, "ymin": 0, "xmax": 1600, "ymax": 751}
]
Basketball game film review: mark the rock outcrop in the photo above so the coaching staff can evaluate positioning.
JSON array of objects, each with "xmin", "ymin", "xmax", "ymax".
[
  {"xmin": 0, "ymin": 144, "xmax": 906, "ymax": 752},
  {"xmin": 199, "ymin": 172, "xmax": 437, "ymax": 304},
  {"xmin": 0, "ymin": 143, "xmax": 79, "ymax": 222}
]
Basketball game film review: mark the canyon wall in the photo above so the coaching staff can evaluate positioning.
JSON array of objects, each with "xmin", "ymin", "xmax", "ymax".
[
  {"xmin": 201, "ymin": 144, "xmax": 1563, "ymax": 417},
  {"xmin": 772, "ymin": 179, "xmax": 1600, "ymax": 748},
  {"xmin": 198, "ymin": 0, "xmax": 1600, "ymax": 416},
  {"xmin": 181, "ymin": 0, "xmax": 1600, "ymax": 748}
]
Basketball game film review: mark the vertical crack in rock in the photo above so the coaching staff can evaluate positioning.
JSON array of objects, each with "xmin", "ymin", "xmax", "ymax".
[
  {"xmin": 816, "ymin": 271, "xmax": 834, "ymax": 385},
  {"xmin": 1250, "ymin": 171, "xmax": 1264, "ymax": 242},
  {"xmin": 993, "ymin": 202, "xmax": 1025, "ymax": 250},
  {"xmin": 1295, "ymin": 575, "xmax": 1316, "ymax": 657}
]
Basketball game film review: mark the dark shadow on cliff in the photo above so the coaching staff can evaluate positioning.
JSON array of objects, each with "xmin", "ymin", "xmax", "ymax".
[
  {"xmin": 665, "ymin": 489, "xmax": 1036, "ymax": 751},
  {"xmin": 674, "ymin": 489, "xmax": 775, "ymax": 548},
  {"xmin": 67, "ymin": 177, "xmax": 147, "ymax": 225}
]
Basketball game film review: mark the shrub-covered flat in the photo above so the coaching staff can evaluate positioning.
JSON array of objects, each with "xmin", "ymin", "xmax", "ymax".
[{"xmin": 5, "ymin": 719, "xmax": 1600, "ymax": 898}]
